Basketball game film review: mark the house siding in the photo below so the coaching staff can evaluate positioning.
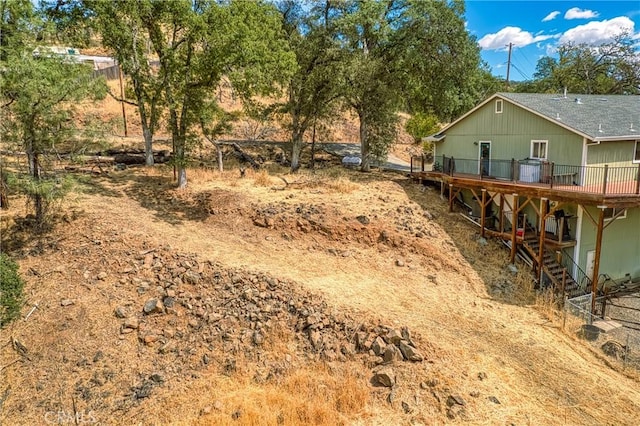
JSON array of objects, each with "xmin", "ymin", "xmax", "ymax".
[
  {"xmin": 587, "ymin": 140, "xmax": 639, "ymax": 167},
  {"xmin": 578, "ymin": 206, "xmax": 640, "ymax": 281},
  {"xmin": 433, "ymin": 94, "xmax": 640, "ymax": 284},
  {"xmin": 437, "ymin": 99, "xmax": 584, "ymax": 165},
  {"xmin": 585, "ymin": 140, "xmax": 640, "ymax": 187}
]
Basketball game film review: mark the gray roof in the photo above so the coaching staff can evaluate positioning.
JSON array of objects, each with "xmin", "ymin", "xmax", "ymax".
[{"xmin": 497, "ymin": 92, "xmax": 640, "ymax": 141}]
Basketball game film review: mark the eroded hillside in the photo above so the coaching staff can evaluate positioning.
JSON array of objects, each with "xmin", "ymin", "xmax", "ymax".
[{"xmin": 1, "ymin": 162, "xmax": 639, "ymax": 425}]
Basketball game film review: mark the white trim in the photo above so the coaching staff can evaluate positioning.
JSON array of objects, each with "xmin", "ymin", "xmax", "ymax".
[
  {"xmin": 495, "ymin": 99, "xmax": 503, "ymax": 114},
  {"xmin": 604, "ymin": 207, "xmax": 627, "ymax": 221},
  {"xmin": 530, "ymin": 139, "xmax": 548, "ymax": 160},
  {"xmin": 580, "ymin": 137, "xmax": 588, "ymax": 185},
  {"xmin": 478, "ymin": 141, "xmax": 492, "ymax": 175},
  {"xmin": 574, "ymin": 205, "xmax": 583, "ymax": 279},
  {"xmin": 634, "ymin": 140, "xmax": 640, "ymax": 164}
]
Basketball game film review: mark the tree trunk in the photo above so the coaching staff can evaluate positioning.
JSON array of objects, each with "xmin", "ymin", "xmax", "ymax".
[
  {"xmin": 142, "ymin": 124, "xmax": 154, "ymax": 166},
  {"xmin": 175, "ymin": 140, "xmax": 187, "ymax": 189},
  {"xmin": 132, "ymin": 76, "xmax": 155, "ymax": 166},
  {"xmin": 290, "ymin": 130, "xmax": 304, "ymax": 173},
  {"xmin": 177, "ymin": 166, "xmax": 187, "ymax": 189},
  {"xmin": 0, "ymin": 162, "xmax": 8, "ymax": 209},
  {"xmin": 216, "ymin": 143, "xmax": 223, "ymax": 173},
  {"xmin": 289, "ymin": 108, "xmax": 306, "ymax": 173},
  {"xmin": 358, "ymin": 110, "xmax": 370, "ymax": 172},
  {"xmin": 309, "ymin": 121, "xmax": 317, "ymax": 170},
  {"xmin": 28, "ymin": 150, "xmax": 44, "ymax": 224}
]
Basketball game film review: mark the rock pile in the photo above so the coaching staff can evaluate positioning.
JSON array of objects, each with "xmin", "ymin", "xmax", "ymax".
[{"xmin": 111, "ymin": 248, "xmax": 426, "ymax": 393}]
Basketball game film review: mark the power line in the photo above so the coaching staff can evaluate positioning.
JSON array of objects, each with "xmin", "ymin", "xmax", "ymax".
[
  {"xmin": 516, "ymin": 48, "xmax": 536, "ymax": 71},
  {"xmin": 510, "ymin": 63, "xmax": 531, "ymax": 81}
]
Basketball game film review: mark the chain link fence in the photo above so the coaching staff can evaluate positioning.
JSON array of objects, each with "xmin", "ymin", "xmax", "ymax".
[{"xmin": 565, "ymin": 294, "xmax": 640, "ymax": 369}]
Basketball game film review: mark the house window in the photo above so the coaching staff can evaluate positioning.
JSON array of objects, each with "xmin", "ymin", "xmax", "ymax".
[
  {"xmin": 495, "ymin": 99, "xmax": 503, "ymax": 114},
  {"xmin": 531, "ymin": 140, "xmax": 548, "ymax": 160},
  {"xmin": 604, "ymin": 207, "xmax": 626, "ymax": 221},
  {"xmin": 634, "ymin": 140, "xmax": 640, "ymax": 164}
]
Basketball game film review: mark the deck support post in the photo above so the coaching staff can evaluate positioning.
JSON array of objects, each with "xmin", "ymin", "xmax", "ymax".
[
  {"xmin": 537, "ymin": 198, "xmax": 548, "ymax": 283},
  {"xmin": 510, "ymin": 193, "xmax": 518, "ymax": 263},
  {"xmin": 591, "ymin": 207, "xmax": 605, "ymax": 315},
  {"xmin": 480, "ymin": 189, "xmax": 487, "ymax": 238},
  {"xmin": 448, "ymin": 184, "xmax": 454, "ymax": 212}
]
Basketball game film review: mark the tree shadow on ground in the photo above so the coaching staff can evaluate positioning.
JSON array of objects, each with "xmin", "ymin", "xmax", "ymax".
[{"xmin": 80, "ymin": 166, "xmax": 213, "ymax": 225}]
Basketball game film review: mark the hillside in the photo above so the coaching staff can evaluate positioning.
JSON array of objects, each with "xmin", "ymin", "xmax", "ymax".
[{"xmin": 1, "ymin": 155, "xmax": 640, "ymax": 424}]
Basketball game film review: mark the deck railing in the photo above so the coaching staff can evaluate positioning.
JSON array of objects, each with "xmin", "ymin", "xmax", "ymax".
[
  {"xmin": 417, "ymin": 155, "xmax": 640, "ymax": 196},
  {"xmin": 558, "ymin": 250, "xmax": 592, "ymax": 296}
]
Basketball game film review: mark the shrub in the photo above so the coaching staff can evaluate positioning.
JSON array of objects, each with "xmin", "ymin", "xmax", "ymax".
[{"xmin": 0, "ymin": 253, "xmax": 25, "ymax": 327}]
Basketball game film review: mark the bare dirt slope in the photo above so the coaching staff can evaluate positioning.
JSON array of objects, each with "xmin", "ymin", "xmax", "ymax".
[{"xmin": 2, "ymin": 162, "xmax": 640, "ymax": 425}]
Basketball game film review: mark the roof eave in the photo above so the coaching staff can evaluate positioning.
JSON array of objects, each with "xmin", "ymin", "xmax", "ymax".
[{"xmin": 593, "ymin": 135, "xmax": 640, "ymax": 142}]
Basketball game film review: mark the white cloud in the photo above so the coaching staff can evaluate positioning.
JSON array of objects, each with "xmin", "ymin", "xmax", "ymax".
[
  {"xmin": 478, "ymin": 26, "xmax": 556, "ymax": 51},
  {"xmin": 559, "ymin": 16, "xmax": 635, "ymax": 44},
  {"xmin": 542, "ymin": 11, "xmax": 560, "ymax": 22},
  {"xmin": 564, "ymin": 7, "xmax": 599, "ymax": 20}
]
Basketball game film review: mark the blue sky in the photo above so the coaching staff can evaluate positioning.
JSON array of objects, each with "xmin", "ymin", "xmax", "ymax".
[{"xmin": 464, "ymin": 0, "xmax": 640, "ymax": 81}]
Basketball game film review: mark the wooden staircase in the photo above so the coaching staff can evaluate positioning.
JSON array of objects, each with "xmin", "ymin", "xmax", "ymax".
[{"xmin": 521, "ymin": 236, "xmax": 587, "ymax": 298}]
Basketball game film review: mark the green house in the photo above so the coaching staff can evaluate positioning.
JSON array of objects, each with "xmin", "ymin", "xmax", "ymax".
[{"xmin": 418, "ymin": 92, "xmax": 640, "ymax": 310}]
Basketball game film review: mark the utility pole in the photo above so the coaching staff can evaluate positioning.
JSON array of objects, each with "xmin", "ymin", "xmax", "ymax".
[{"xmin": 506, "ymin": 42, "xmax": 513, "ymax": 88}]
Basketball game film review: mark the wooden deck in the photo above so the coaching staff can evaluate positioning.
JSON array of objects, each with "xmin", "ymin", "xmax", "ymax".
[{"xmin": 413, "ymin": 171, "xmax": 640, "ymax": 208}]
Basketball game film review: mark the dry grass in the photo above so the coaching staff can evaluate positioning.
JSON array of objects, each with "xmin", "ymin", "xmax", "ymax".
[
  {"xmin": 139, "ymin": 365, "xmax": 370, "ymax": 426},
  {"xmin": 248, "ymin": 169, "xmax": 273, "ymax": 187},
  {"xmin": 2, "ymin": 161, "xmax": 640, "ymax": 426}
]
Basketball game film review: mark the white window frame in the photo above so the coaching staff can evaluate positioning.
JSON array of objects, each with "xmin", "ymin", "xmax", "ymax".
[
  {"xmin": 634, "ymin": 140, "xmax": 640, "ymax": 164},
  {"xmin": 495, "ymin": 99, "xmax": 503, "ymax": 114},
  {"xmin": 530, "ymin": 140, "xmax": 548, "ymax": 160},
  {"xmin": 604, "ymin": 207, "xmax": 626, "ymax": 221}
]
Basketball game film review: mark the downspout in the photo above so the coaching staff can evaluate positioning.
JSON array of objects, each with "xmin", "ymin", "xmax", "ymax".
[{"xmin": 573, "ymin": 137, "xmax": 588, "ymax": 280}]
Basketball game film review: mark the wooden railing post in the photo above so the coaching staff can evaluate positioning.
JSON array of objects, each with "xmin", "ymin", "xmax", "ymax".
[
  {"xmin": 450, "ymin": 157, "xmax": 455, "ymax": 176},
  {"xmin": 635, "ymin": 163, "xmax": 640, "ymax": 194},
  {"xmin": 602, "ymin": 164, "xmax": 609, "ymax": 194},
  {"xmin": 549, "ymin": 162, "xmax": 555, "ymax": 188},
  {"xmin": 511, "ymin": 158, "xmax": 516, "ymax": 182}
]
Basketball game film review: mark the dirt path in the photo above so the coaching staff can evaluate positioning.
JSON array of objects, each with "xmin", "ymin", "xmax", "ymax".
[{"xmin": 65, "ymin": 169, "xmax": 640, "ymax": 424}]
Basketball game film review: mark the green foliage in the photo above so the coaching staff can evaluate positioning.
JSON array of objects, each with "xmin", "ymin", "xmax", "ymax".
[
  {"xmin": 405, "ymin": 112, "xmax": 440, "ymax": 144},
  {"xmin": 0, "ymin": 252, "xmax": 25, "ymax": 328},
  {"xmin": 527, "ymin": 34, "xmax": 640, "ymax": 95},
  {"xmin": 278, "ymin": 0, "xmax": 344, "ymax": 171},
  {"xmin": 1, "ymin": 2, "xmax": 107, "ymax": 228},
  {"xmin": 333, "ymin": 0, "xmax": 486, "ymax": 170},
  {"xmin": 367, "ymin": 113, "xmax": 398, "ymax": 164},
  {"xmin": 115, "ymin": 0, "xmax": 297, "ymax": 187}
]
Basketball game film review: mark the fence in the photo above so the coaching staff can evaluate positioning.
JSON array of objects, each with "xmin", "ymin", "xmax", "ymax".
[
  {"xmin": 92, "ymin": 64, "xmax": 120, "ymax": 81},
  {"xmin": 422, "ymin": 155, "xmax": 640, "ymax": 196},
  {"xmin": 565, "ymin": 295, "xmax": 640, "ymax": 370}
]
